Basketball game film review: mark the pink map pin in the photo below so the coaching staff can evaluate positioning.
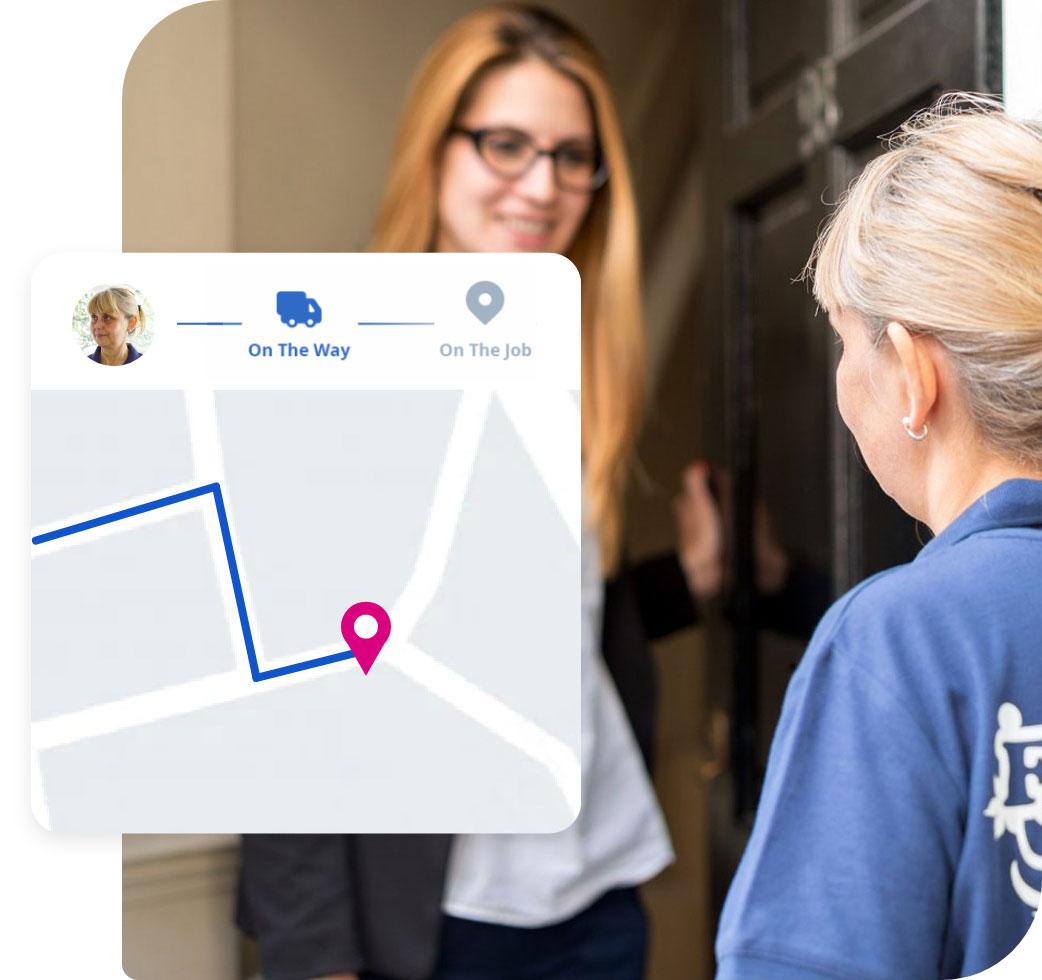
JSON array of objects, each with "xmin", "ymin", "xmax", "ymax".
[{"xmin": 341, "ymin": 601, "xmax": 391, "ymax": 675}]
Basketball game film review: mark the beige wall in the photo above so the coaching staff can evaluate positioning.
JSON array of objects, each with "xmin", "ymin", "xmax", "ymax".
[
  {"xmin": 122, "ymin": 3, "xmax": 712, "ymax": 978},
  {"xmin": 123, "ymin": 835, "xmax": 241, "ymax": 980},
  {"xmin": 124, "ymin": 1, "xmax": 235, "ymax": 250}
]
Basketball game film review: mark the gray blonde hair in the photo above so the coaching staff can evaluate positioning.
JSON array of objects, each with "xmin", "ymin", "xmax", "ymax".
[
  {"xmin": 87, "ymin": 286, "xmax": 145, "ymax": 336},
  {"xmin": 806, "ymin": 93, "xmax": 1042, "ymax": 464}
]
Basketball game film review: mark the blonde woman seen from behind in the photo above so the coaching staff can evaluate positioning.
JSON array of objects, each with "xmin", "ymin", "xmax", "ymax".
[{"xmin": 716, "ymin": 94, "xmax": 1042, "ymax": 980}]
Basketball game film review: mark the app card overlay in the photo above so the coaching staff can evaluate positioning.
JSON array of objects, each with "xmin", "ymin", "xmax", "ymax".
[{"xmin": 30, "ymin": 253, "xmax": 580, "ymax": 833}]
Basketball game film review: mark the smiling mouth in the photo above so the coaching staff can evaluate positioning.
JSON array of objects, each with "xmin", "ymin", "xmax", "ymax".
[{"xmin": 501, "ymin": 216, "xmax": 554, "ymax": 236}]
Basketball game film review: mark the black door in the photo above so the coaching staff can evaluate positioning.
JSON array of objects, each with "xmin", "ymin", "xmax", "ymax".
[{"xmin": 696, "ymin": 0, "xmax": 1002, "ymax": 913}]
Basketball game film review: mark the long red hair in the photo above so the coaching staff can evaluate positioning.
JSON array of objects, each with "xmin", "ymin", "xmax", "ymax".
[{"xmin": 371, "ymin": 4, "xmax": 645, "ymax": 573}]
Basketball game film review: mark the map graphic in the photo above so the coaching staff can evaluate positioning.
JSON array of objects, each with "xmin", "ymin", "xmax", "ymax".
[{"xmin": 30, "ymin": 253, "xmax": 581, "ymax": 834}]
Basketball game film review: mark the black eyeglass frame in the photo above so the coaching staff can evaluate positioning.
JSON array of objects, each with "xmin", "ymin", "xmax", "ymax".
[{"xmin": 450, "ymin": 126, "xmax": 610, "ymax": 193}]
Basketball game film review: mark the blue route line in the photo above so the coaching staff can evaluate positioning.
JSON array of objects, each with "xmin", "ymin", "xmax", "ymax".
[{"xmin": 31, "ymin": 483, "xmax": 354, "ymax": 683}]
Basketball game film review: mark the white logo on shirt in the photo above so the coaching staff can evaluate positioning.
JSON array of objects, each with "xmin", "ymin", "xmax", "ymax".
[{"xmin": 984, "ymin": 702, "xmax": 1042, "ymax": 911}]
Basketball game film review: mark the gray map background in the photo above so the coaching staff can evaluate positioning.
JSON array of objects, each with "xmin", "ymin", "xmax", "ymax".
[
  {"xmin": 215, "ymin": 390, "xmax": 459, "ymax": 661},
  {"xmin": 31, "ymin": 390, "xmax": 579, "ymax": 832},
  {"xmin": 40, "ymin": 666, "xmax": 573, "ymax": 832},
  {"xmin": 412, "ymin": 399, "xmax": 576, "ymax": 747},
  {"xmin": 32, "ymin": 511, "xmax": 235, "ymax": 721},
  {"xmin": 31, "ymin": 390, "xmax": 195, "ymax": 528}
]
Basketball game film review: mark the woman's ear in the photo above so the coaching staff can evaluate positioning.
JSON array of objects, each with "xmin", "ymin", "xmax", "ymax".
[
  {"xmin": 128, "ymin": 315, "xmax": 139, "ymax": 335},
  {"xmin": 885, "ymin": 321, "xmax": 938, "ymax": 433}
]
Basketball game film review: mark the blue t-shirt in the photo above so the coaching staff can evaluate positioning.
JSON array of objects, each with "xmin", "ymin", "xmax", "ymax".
[
  {"xmin": 716, "ymin": 479, "xmax": 1042, "ymax": 980},
  {"xmin": 88, "ymin": 342, "xmax": 141, "ymax": 364}
]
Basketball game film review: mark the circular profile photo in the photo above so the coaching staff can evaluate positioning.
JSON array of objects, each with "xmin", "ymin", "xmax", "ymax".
[{"xmin": 73, "ymin": 285, "xmax": 155, "ymax": 366}]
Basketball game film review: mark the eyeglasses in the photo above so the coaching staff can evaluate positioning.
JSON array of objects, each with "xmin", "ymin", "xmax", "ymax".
[{"xmin": 450, "ymin": 126, "xmax": 609, "ymax": 192}]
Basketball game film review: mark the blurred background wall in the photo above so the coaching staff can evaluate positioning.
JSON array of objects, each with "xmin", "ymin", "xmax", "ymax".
[{"xmin": 122, "ymin": 1, "xmax": 713, "ymax": 978}]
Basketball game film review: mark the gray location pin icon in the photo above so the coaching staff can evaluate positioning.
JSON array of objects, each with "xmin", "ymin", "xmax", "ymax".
[{"xmin": 466, "ymin": 281, "xmax": 505, "ymax": 324}]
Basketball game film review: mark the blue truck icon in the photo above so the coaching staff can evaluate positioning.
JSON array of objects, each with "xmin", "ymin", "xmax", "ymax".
[{"xmin": 276, "ymin": 291, "xmax": 322, "ymax": 327}]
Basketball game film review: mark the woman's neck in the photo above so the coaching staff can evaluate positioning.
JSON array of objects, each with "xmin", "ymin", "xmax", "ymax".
[
  {"xmin": 99, "ymin": 343, "xmax": 128, "ymax": 366},
  {"xmin": 925, "ymin": 453, "xmax": 1042, "ymax": 534}
]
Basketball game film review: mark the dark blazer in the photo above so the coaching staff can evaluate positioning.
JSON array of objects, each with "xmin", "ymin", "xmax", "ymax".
[
  {"xmin": 239, "ymin": 833, "xmax": 452, "ymax": 980},
  {"xmin": 238, "ymin": 554, "xmax": 828, "ymax": 979}
]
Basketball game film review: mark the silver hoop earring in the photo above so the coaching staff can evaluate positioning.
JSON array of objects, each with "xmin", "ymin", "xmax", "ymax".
[{"xmin": 901, "ymin": 416, "xmax": 928, "ymax": 441}]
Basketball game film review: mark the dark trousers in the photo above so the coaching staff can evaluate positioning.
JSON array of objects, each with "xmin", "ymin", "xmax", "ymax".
[{"xmin": 423, "ymin": 887, "xmax": 648, "ymax": 980}]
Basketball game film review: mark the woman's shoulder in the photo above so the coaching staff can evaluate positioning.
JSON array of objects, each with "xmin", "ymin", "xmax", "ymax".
[
  {"xmin": 802, "ymin": 528, "xmax": 1041, "ymax": 703},
  {"xmin": 807, "ymin": 561, "xmax": 918, "ymax": 650},
  {"xmin": 828, "ymin": 525, "xmax": 1036, "ymax": 639}
]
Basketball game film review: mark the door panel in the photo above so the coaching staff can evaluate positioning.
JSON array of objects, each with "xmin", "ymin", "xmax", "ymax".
[
  {"xmin": 744, "ymin": 1, "xmax": 827, "ymax": 111},
  {"xmin": 855, "ymin": 0, "xmax": 915, "ymax": 33}
]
